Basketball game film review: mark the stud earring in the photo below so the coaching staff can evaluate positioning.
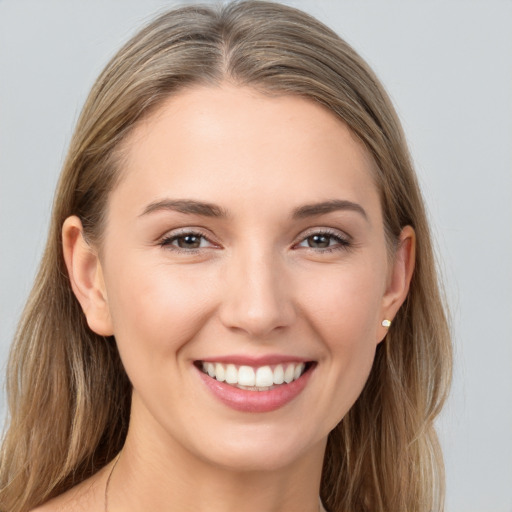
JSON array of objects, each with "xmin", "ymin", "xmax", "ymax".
[{"xmin": 381, "ymin": 319, "xmax": 391, "ymax": 328}]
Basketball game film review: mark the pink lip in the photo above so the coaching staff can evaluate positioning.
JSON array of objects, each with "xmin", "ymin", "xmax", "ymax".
[
  {"xmin": 196, "ymin": 362, "xmax": 315, "ymax": 413},
  {"xmin": 199, "ymin": 354, "xmax": 310, "ymax": 366}
]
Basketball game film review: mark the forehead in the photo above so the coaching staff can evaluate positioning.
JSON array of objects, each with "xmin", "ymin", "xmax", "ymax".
[{"xmin": 111, "ymin": 84, "xmax": 381, "ymax": 221}]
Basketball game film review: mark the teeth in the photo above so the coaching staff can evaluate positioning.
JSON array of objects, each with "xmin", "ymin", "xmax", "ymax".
[
  {"xmin": 255, "ymin": 366, "xmax": 274, "ymax": 387},
  {"xmin": 225, "ymin": 364, "xmax": 238, "ymax": 384},
  {"xmin": 238, "ymin": 366, "xmax": 255, "ymax": 386},
  {"xmin": 294, "ymin": 363, "xmax": 305, "ymax": 380},
  {"xmin": 215, "ymin": 363, "xmax": 225, "ymax": 382},
  {"xmin": 200, "ymin": 361, "xmax": 308, "ymax": 389},
  {"xmin": 284, "ymin": 364, "xmax": 295, "ymax": 384},
  {"xmin": 273, "ymin": 364, "xmax": 284, "ymax": 385}
]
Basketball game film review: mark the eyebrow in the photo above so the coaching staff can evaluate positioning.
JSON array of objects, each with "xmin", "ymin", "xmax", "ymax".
[
  {"xmin": 139, "ymin": 198, "xmax": 368, "ymax": 222},
  {"xmin": 140, "ymin": 199, "xmax": 228, "ymax": 218},
  {"xmin": 292, "ymin": 199, "xmax": 368, "ymax": 221}
]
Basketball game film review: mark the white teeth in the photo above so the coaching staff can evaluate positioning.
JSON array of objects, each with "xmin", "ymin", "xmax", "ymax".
[
  {"xmin": 273, "ymin": 364, "xmax": 284, "ymax": 384},
  {"xmin": 238, "ymin": 366, "xmax": 255, "ymax": 386},
  {"xmin": 284, "ymin": 364, "xmax": 295, "ymax": 384},
  {"xmin": 200, "ymin": 361, "xmax": 308, "ymax": 389},
  {"xmin": 206, "ymin": 362, "xmax": 215, "ymax": 378},
  {"xmin": 225, "ymin": 364, "xmax": 238, "ymax": 384},
  {"xmin": 255, "ymin": 366, "xmax": 274, "ymax": 387},
  {"xmin": 215, "ymin": 363, "xmax": 225, "ymax": 382}
]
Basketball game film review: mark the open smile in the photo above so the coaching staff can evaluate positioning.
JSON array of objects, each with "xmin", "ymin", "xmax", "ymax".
[
  {"xmin": 197, "ymin": 361, "xmax": 311, "ymax": 390},
  {"xmin": 195, "ymin": 359, "xmax": 316, "ymax": 412}
]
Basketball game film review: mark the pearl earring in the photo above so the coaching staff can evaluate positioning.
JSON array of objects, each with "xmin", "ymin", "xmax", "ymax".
[{"xmin": 381, "ymin": 319, "xmax": 391, "ymax": 328}]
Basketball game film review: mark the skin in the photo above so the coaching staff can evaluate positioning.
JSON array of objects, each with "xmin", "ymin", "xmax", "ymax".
[{"xmin": 36, "ymin": 85, "xmax": 414, "ymax": 512}]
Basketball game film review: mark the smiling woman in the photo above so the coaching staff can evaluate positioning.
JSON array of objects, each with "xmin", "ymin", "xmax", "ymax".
[{"xmin": 0, "ymin": 2, "xmax": 451, "ymax": 512}]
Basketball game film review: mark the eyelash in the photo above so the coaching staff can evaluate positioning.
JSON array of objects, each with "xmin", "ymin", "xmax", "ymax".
[
  {"xmin": 295, "ymin": 229, "xmax": 351, "ymax": 253},
  {"xmin": 158, "ymin": 228, "xmax": 351, "ymax": 254},
  {"xmin": 159, "ymin": 230, "xmax": 216, "ymax": 253}
]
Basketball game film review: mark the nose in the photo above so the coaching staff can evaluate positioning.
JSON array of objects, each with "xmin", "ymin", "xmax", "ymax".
[{"xmin": 218, "ymin": 247, "xmax": 296, "ymax": 339}]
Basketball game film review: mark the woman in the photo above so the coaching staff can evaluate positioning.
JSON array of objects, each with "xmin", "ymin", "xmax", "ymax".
[{"xmin": 0, "ymin": 2, "xmax": 451, "ymax": 511}]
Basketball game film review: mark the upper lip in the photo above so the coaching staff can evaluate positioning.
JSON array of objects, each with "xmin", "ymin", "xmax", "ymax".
[{"xmin": 196, "ymin": 354, "xmax": 313, "ymax": 366}]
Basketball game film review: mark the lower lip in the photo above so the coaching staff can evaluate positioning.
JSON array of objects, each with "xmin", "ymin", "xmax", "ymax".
[{"xmin": 196, "ymin": 365, "xmax": 314, "ymax": 413}]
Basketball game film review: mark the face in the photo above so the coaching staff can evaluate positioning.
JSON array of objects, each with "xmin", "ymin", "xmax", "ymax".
[{"xmin": 73, "ymin": 85, "xmax": 411, "ymax": 472}]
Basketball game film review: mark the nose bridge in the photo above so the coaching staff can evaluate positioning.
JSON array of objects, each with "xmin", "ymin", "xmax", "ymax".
[{"xmin": 219, "ymin": 241, "xmax": 294, "ymax": 337}]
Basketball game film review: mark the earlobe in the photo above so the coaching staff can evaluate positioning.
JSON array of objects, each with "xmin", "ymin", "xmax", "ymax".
[
  {"xmin": 378, "ymin": 225, "xmax": 416, "ymax": 342},
  {"xmin": 62, "ymin": 216, "xmax": 114, "ymax": 336}
]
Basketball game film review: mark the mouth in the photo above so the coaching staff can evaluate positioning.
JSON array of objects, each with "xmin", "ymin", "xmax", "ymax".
[{"xmin": 195, "ymin": 360, "xmax": 315, "ymax": 391}]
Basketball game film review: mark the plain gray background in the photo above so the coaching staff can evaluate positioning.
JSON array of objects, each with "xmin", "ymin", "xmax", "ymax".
[{"xmin": 1, "ymin": 1, "xmax": 511, "ymax": 510}]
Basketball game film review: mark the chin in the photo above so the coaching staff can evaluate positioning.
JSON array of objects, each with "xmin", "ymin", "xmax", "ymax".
[{"xmin": 191, "ymin": 424, "xmax": 324, "ymax": 473}]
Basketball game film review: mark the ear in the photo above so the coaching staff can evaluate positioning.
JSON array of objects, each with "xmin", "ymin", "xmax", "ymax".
[
  {"xmin": 378, "ymin": 225, "xmax": 416, "ymax": 342},
  {"xmin": 62, "ymin": 215, "xmax": 114, "ymax": 336}
]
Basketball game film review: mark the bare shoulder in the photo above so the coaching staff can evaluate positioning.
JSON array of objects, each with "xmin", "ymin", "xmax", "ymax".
[{"xmin": 29, "ymin": 466, "xmax": 108, "ymax": 512}]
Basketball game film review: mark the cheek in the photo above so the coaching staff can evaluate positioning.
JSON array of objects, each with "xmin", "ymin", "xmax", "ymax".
[
  {"xmin": 103, "ymin": 258, "xmax": 216, "ymax": 373},
  {"xmin": 297, "ymin": 261, "xmax": 385, "ymax": 418},
  {"xmin": 299, "ymin": 259, "xmax": 385, "ymax": 344}
]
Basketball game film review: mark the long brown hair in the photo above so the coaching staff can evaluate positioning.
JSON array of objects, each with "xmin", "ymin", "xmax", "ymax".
[{"xmin": 0, "ymin": 2, "xmax": 451, "ymax": 511}]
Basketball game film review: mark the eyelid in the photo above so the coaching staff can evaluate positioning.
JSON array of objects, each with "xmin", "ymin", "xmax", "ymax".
[
  {"xmin": 296, "ymin": 226, "xmax": 351, "ymax": 242},
  {"xmin": 158, "ymin": 227, "xmax": 220, "ymax": 251},
  {"xmin": 157, "ymin": 226, "xmax": 352, "ymax": 253},
  {"xmin": 293, "ymin": 227, "xmax": 352, "ymax": 251}
]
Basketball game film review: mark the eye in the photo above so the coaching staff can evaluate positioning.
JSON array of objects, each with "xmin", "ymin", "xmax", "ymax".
[
  {"xmin": 160, "ymin": 231, "xmax": 215, "ymax": 251},
  {"xmin": 296, "ymin": 230, "xmax": 351, "ymax": 252}
]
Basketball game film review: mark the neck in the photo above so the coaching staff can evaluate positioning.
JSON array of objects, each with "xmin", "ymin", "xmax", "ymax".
[{"xmin": 108, "ymin": 409, "xmax": 327, "ymax": 512}]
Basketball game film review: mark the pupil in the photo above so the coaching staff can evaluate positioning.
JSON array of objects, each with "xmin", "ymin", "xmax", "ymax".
[
  {"xmin": 178, "ymin": 235, "xmax": 200, "ymax": 248},
  {"xmin": 309, "ymin": 234, "xmax": 329, "ymax": 248}
]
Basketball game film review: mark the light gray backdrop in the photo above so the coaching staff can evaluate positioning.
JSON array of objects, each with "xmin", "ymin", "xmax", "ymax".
[{"xmin": 1, "ymin": 1, "xmax": 511, "ymax": 511}]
